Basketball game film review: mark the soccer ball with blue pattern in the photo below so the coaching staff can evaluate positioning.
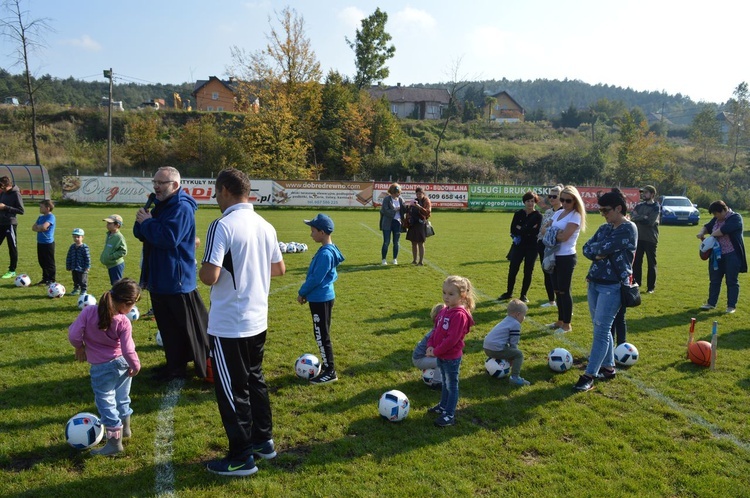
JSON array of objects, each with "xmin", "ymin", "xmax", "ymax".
[
  {"xmin": 294, "ymin": 353, "xmax": 321, "ymax": 379},
  {"xmin": 77, "ymin": 293, "xmax": 97, "ymax": 309},
  {"xmin": 485, "ymin": 357, "xmax": 511, "ymax": 378},
  {"xmin": 378, "ymin": 389, "xmax": 410, "ymax": 422},
  {"xmin": 14, "ymin": 274, "xmax": 31, "ymax": 287},
  {"xmin": 65, "ymin": 412, "xmax": 104, "ymax": 449},
  {"xmin": 286, "ymin": 242, "xmax": 297, "ymax": 253},
  {"xmin": 422, "ymin": 368, "xmax": 438, "ymax": 386},
  {"xmin": 279, "ymin": 241, "xmax": 287, "ymax": 253},
  {"xmin": 126, "ymin": 306, "xmax": 140, "ymax": 322},
  {"xmin": 615, "ymin": 342, "xmax": 639, "ymax": 366},
  {"xmin": 547, "ymin": 347, "xmax": 573, "ymax": 372}
]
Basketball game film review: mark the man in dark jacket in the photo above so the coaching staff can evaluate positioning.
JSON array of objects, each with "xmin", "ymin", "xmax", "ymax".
[
  {"xmin": 0, "ymin": 176, "xmax": 25, "ymax": 278},
  {"xmin": 134, "ymin": 166, "xmax": 209, "ymax": 380},
  {"xmin": 630, "ymin": 185, "xmax": 660, "ymax": 293}
]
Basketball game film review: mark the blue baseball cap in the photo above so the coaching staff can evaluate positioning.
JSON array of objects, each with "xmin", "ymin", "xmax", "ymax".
[{"xmin": 304, "ymin": 213, "xmax": 334, "ymax": 234}]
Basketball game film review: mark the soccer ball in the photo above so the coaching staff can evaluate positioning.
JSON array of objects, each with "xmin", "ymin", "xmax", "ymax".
[
  {"xmin": 421, "ymin": 368, "xmax": 440, "ymax": 386},
  {"xmin": 47, "ymin": 282, "xmax": 66, "ymax": 298},
  {"xmin": 485, "ymin": 357, "xmax": 511, "ymax": 378},
  {"xmin": 126, "ymin": 306, "xmax": 140, "ymax": 322},
  {"xmin": 14, "ymin": 274, "xmax": 31, "ymax": 287},
  {"xmin": 77, "ymin": 293, "xmax": 97, "ymax": 309},
  {"xmin": 294, "ymin": 353, "xmax": 321, "ymax": 379},
  {"xmin": 155, "ymin": 330, "xmax": 163, "ymax": 347},
  {"xmin": 279, "ymin": 241, "xmax": 287, "ymax": 253},
  {"xmin": 286, "ymin": 242, "xmax": 297, "ymax": 253},
  {"xmin": 299, "ymin": 243, "xmax": 308, "ymax": 252},
  {"xmin": 65, "ymin": 412, "xmax": 104, "ymax": 449},
  {"xmin": 378, "ymin": 389, "xmax": 410, "ymax": 422},
  {"xmin": 615, "ymin": 342, "xmax": 639, "ymax": 366},
  {"xmin": 547, "ymin": 347, "xmax": 573, "ymax": 372}
]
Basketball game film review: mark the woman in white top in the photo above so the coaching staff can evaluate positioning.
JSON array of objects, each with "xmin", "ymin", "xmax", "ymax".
[
  {"xmin": 537, "ymin": 184, "xmax": 564, "ymax": 307},
  {"xmin": 545, "ymin": 185, "xmax": 586, "ymax": 333}
]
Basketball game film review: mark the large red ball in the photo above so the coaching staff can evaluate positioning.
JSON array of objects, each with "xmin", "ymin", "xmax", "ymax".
[{"xmin": 688, "ymin": 340, "xmax": 712, "ymax": 367}]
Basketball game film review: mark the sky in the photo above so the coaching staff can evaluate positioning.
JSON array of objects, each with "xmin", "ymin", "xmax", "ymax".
[{"xmin": 2, "ymin": 0, "xmax": 749, "ymax": 104}]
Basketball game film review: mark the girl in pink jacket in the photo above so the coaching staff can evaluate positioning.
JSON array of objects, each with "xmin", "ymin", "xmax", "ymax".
[
  {"xmin": 68, "ymin": 278, "xmax": 141, "ymax": 455},
  {"xmin": 426, "ymin": 275, "xmax": 476, "ymax": 427}
]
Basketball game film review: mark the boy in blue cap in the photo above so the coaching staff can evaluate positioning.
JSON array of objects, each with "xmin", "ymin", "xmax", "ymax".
[{"xmin": 297, "ymin": 214, "xmax": 345, "ymax": 384}]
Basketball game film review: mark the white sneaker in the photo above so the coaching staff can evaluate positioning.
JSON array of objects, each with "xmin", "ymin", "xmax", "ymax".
[
  {"xmin": 726, "ymin": 307, "xmax": 736, "ymax": 314},
  {"xmin": 381, "ymin": 259, "xmax": 388, "ymax": 265},
  {"xmin": 392, "ymin": 259, "xmax": 398, "ymax": 265},
  {"xmin": 699, "ymin": 304, "xmax": 715, "ymax": 310},
  {"xmin": 541, "ymin": 301, "xmax": 557, "ymax": 308}
]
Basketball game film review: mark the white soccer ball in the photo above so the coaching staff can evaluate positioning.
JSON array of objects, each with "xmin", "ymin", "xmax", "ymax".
[
  {"xmin": 126, "ymin": 306, "xmax": 140, "ymax": 322},
  {"xmin": 279, "ymin": 241, "xmax": 287, "ymax": 253},
  {"xmin": 421, "ymin": 368, "xmax": 439, "ymax": 386},
  {"xmin": 14, "ymin": 274, "xmax": 31, "ymax": 287},
  {"xmin": 485, "ymin": 357, "xmax": 511, "ymax": 378},
  {"xmin": 155, "ymin": 330, "xmax": 163, "ymax": 347},
  {"xmin": 65, "ymin": 412, "xmax": 104, "ymax": 449},
  {"xmin": 378, "ymin": 389, "xmax": 410, "ymax": 422},
  {"xmin": 77, "ymin": 293, "xmax": 97, "ymax": 309},
  {"xmin": 286, "ymin": 242, "xmax": 297, "ymax": 253},
  {"xmin": 547, "ymin": 347, "xmax": 574, "ymax": 372},
  {"xmin": 47, "ymin": 282, "xmax": 65, "ymax": 298},
  {"xmin": 294, "ymin": 353, "xmax": 321, "ymax": 379},
  {"xmin": 299, "ymin": 243, "xmax": 308, "ymax": 252},
  {"xmin": 615, "ymin": 342, "xmax": 639, "ymax": 366}
]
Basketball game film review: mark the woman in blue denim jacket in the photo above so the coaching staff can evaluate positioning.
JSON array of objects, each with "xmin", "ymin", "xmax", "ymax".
[{"xmin": 574, "ymin": 188, "xmax": 637, "ymax": 392}]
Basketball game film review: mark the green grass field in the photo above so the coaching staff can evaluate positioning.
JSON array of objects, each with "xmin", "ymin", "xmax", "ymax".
[{"xmin": 2, "ymin": 206, "xmax": 750, "ymax": 497}]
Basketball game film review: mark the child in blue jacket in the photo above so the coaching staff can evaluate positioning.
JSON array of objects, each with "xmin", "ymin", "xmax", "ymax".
[{"xmin": 297, "ymin": 214, "xmax": 345, "ymax": 385}]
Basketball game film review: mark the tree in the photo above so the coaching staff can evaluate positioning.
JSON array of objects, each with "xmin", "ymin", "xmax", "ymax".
[
  {"xmin": 727, "ymin": 82, "xmax": 750, "ymax": 171},
  {"xmin": 689, "ymin": 106, "xmax": 721, "ymax": 165},
  {"xmin": 123, "ymin": 115, "xmax": 163, "ymax": 168},
  {"xmin": 614, "ymin": 110, "xmax": 671, "ymax": 185},
  {"xmin": 484, "ymin": 96, "xmax": 496, "ymax": 124},
  {"xmin": 435, "ymin": 58, "xmax": 470, "ymax": 181},
  {"xmin": 229, "ymin": 7, "xmax": 322, "ymax": 178},
  {"xmin": 347, "ymin": 8, "xmax": 395, "ymax": 90},
  {"xmin": 0, "ymin": 0, "xmax": 53, "ymax": 165}
]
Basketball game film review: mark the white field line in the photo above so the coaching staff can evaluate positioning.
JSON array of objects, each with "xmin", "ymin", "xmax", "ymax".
[
  {"xmin": 360, "ymin": 220, "xmax": 750, "ymax": 453},
  {"xmin": 154, "ymin": 378, "xmax": 185, "ymax": 497}
]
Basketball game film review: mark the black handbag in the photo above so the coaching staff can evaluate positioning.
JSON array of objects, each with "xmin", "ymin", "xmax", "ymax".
[
  {"xmin": 425, "ymin": 221, "xmax": 435, "ymax": 237},
  {"xmin": 621, "ymin": 283, "xmax": 641, "ymax": 308}
]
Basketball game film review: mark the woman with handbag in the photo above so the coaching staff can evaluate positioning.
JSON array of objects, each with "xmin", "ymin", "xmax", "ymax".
[
  {"xmin": 406, "ymin": 187, "xmax": 432, "ymax": 266},
  {"xmin": 575, "ymin": 188, "xmax": 637, "ymax": 392},
  {"xmin": 379, "ymin": 183, "xmax": 407, "ymax": 265}
]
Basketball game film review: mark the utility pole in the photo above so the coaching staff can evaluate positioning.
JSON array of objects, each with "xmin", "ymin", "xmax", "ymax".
[{"xmin": 103, "ymin": 68, "xmax": 113, "ymax": 176}]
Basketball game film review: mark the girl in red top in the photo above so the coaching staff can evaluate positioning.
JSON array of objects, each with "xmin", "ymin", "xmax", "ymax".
[{"xmin": 426, "ymin": 275, "xmax": 476, "ymax": 427}]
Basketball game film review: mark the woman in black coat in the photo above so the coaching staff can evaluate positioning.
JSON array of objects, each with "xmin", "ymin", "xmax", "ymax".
[{"xmin": 498, "ymin": 191, "xmax": 542, "ymax": 302}]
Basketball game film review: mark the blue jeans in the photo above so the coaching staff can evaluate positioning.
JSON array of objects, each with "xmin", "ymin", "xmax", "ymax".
[
  {"xmin": 381, "ymin": 219, "xmax": 402, "ymax": 260},
  {"xmin": 90, "ymin": 356, "xmax": 133, "ymax": 429},
  {"xmin": 708, "ymin": 251, "xmax": 740, "ymax": 308},
  {"xmin": 586, "ymin": 281, "xmax": 620, "ymax": 376},
  {"xmin": 108, "ymin": 263, "xmax": 124, "ymax": 285},
  {"xmin": 437, "ymin": 357, "xmax": 462, "ymax": 418}
]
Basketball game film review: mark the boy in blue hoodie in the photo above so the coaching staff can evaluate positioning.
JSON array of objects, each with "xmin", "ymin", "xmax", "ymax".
[{"xmin": 297, "ymin": 214, "xmax": 345, "ymax": 385}]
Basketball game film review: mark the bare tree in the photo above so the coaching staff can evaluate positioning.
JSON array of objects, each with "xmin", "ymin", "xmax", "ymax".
[
  {"xmin": 0, "ymin": 0, "xmax": 53, "ymax": 165},
  {"xmin": 434, "ymin": 57, "xmax": 471, "ymax": 181}
]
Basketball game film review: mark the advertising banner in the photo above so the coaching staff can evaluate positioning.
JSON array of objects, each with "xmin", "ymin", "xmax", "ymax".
[
  {"xmin": 373, "ymin": 182, "xmax": 469, "ymax": 208},
  {"xmin": 61, "ymin": 176, "xmax": 274, "ymax": 206},
  {"xmin": 468, "ymin": 184, "xmax": 640, "ymax": 212},
  {"xmin": 271, "ymin": 180, "xmax": 374, "ymax": 207}
]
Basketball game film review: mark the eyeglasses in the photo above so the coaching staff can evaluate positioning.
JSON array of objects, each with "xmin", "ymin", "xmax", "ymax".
[
  {"xmin": 599, "ymin": 207, "xmax": 613, "ymax": 214},
  {"xmin": 152, "ymin": 180, "xmax": 174, "ymax": 186},
  {"xmin": 547, "ymin": 195, "xmax": 558, "ymax": 199},
  {"xmin": 560, "ymin": 197, "xmax": 574, "ymax": 204}
]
